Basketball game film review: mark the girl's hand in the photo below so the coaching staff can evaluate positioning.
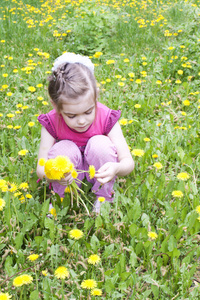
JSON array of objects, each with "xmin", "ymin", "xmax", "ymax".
[
  {"xmin": 94, "ymin": 162, "xmax": 118, "ymax": 184},
  {"xmin": 56, "ymin": 173, "xmax": 73, "ymax": 186}
]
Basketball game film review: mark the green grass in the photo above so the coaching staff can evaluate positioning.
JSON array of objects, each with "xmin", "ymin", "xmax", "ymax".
[{"xmin": 0, "ymin": 0, "xmax": 200, "ymax": 299}]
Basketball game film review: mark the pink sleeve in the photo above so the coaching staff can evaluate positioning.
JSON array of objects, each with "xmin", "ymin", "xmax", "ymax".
[
  {"xmin": 105, "ymin": 109, "xmax": 121, "ymax": 134},
  {"xmin": 38, "ymin": 114, "xmax": 57, "ymax": 139}
]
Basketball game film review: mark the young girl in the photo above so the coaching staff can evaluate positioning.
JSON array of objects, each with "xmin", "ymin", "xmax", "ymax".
[{"xmin": 36, "ymin": 52, "xmax": 134, "ymax": 213}]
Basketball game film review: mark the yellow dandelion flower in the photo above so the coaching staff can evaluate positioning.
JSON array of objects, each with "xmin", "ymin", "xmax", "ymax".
[
  {"xmin": 54, "ymin": 266, "xmax": 69, "ymax": 279},
  {"xmin": 181, "ymin": 111, "xmax": 187, "ymax": 116},
  {"xmin": 118, "ymin": 82, "xmax": 125, "ymax": 86},
  {"xmin": 124, "ymin": 58, "xmax": 130, "ymax": 62},
  {"xmin": 28, "ymin": 254, "xmax": 39, "ymax": 261},
  {"xmin": 13, "ymin": 274, "xmax": 33, "ymax": 287},
  {"xmin": 0, "ymin": 198, "xmax": 6, "ymax": 211},
  {"xmin": 131, "ymin": 149, "xmax": 145, "ymax": 157},
  {"xmin": 89, "ymin": 165, "xmax": 96, "ymax": 179},
  {"xmin": 88, "ymin": 254, "xmax": 101, "ymax": 265},
  {"xmin": 183, "ymin": 100, "xmax": 190, "ymax": 106},
  {"xmin": 172, "ymin": 190, "xmax": 184, "ymax": 198},
  {"xmin": 28, "ymin": 122, "xmax": 35, "ymax": 127},
  {"xmin": 54, "ymin": 156, "xmax": 74, "ymax": 173},
  {"xmin": 134, "ymin": 104, "xmax": 141, "ymax": 108},
  {"xmin": 195, "ymin": 205, "xmax": 200, "ymax": 214},
  {"xmin": 69, "ymin": 229, "xmax": 84, "ymax": 240},
  {"xmin": 119, "ymin": 118, "xmax": 128, "ymax": 125},
  {"xmin": 39, "ymin": 158, "xmax": 46, "ymax": 166},
  {"xmin": 91, "ymin": 289, "xmax": 102, "ymax": 296},
  {"xmin": 49, "ymin": 207, "xmax": 56, "ymax": 217},
  {"xmin": 148, "ymin": 231, "xmax": 158, "ymax": 240},
  {"xmin": 37, "ymin": 96, "xmax": 44, "ymax": 101},
  {"xmin": 28, "ymin": 86, "xmax": 36, "ymax": 92},
  {"xmin": 7, "ymin": 113, "xmax": 15, "ymax": 118},
  {"xmin": 128, "ymin": 72, "xmax": 135, "ymax": 78},
  {"xmin": 177, "ymin": 172, "xmax": 190, "ymax": 181},
  {"xmin": 156, "ymin": 80, "xmax": 162, "ymax": 85},
  {"xmin": 106, "ymin": 60, "xmax": 115, "ymax": 64},
  {"xmin": 42, "ymin": 101, "xmax": 49, "ymax": 106},
  {"xmin": 26, "ymin": 194, "xmax": 32, "ymax": 199},
  {"xmin": 18, "ymin": 149, "xmax": 28, "ymax": 156},
  {"xmin": 98, "ymin": 197, "xmax": 105, "ymax": 202},
  {"xmin": 42, "ymin": 270, "xmax": 48, "ymax": 276},
  {"xmin": 177, "ymin": 70, "xmax": 183, "ymax": 75},
  {"xmin": 0, "ymin": 292, "xmax": 12, "ymax": 300},
  {"xmin": 71, "ymin": 169, "xmax": 78, "ymax": 179},
  {"xmin": 65, "ymin": 186, "xmax": 71, "ymax": 193},
  {"xmin": 153, "ymin": 162, "xmax": 163, "ymax": 170},
  {"xmin": 144, "ymin": 137, "xmax": 151, "ymax": 142},
  {"xmin": 19, "ymin": 182, "xmax": 29, "ymax": 190},
  {"xmin": 81, "ymin": 279, "xmax": 97, "ymax": 290},
  {"xmin": 135, "ymin": 79, "xmax": 142, "ymax": 84}
]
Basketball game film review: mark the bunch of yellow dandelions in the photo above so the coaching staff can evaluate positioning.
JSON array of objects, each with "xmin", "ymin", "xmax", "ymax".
[{"xmin": 39, "ymin": 156, "xmax": 96, "ymax": 214}]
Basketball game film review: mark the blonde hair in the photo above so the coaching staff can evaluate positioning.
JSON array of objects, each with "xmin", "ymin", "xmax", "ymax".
[{"xmin": 48, "ymin": 63, "xmax": 97, "ymax": 112}]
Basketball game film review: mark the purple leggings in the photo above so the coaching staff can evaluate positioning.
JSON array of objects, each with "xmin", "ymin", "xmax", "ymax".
[{"xmin": 48, "ymin": 135, "xmax": 118, "ymax": 202}]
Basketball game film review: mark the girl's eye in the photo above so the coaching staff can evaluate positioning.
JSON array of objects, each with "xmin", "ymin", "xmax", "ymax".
[
  {"xmin": 85, "ymin": 110, "xmax": 92, "ymax": 115},
  {"xmin": 67, "ymin": 115, "xmax": 76, "ymax": 119}
]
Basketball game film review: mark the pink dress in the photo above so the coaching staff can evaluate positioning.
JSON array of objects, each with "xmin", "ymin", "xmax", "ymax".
[{"xmin": 38, "ymin": 102, "xmax": 121, "ymax": 200}]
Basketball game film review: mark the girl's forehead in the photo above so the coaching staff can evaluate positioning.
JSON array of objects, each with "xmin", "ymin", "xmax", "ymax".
[{"xmin": 61, "ymin": 95, "xmax": 95, "ymax": 114}]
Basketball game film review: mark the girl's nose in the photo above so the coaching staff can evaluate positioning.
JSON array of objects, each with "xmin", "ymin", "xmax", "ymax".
[{"xmin": 77, "ymin": 116, "xmax": 86, "ymax": 125}]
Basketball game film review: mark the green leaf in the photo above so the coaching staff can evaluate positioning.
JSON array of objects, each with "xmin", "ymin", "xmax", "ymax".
[
  {"xmin": 30, "ymin": 290, "xmax": 39, "ymax": 300},
  {"xmin": 15, "ymin": 232, "xmax": 24, "ymax": 250},
  {"xmin": 5, "ymin": 256, "xmax": 15, "ymax": 276},
  {"xmin": 129, "ymin": 223, "xmax": 138, "ymax": 237},
  {"xmin": 103, "ymin": 244, "xmax": 115, "ymax": 258},
  {"xmin": 44, "ymin": 217, "xmax": 55, "ymax": 241},
  {"xmin": 168, "ymin": 235, "xmax": 177, "ymax": 252},
  {"xmin": 90, "ymin": 235, "xmax": 100, "ymax": 252},
  {"xmin": 129, "ymin": 251, "xmax": 137, "ymax": 267}
]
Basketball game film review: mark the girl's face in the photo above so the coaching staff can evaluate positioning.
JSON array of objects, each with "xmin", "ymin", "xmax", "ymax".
[{"xmin": 59, "ymin": 92, "xmax": 96, "ymax": 132}]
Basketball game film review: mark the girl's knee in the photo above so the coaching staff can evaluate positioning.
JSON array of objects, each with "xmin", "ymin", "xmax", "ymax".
[
  {"xmin": 48, "ymin": 140, "xmax": 81, "ymax": 161},
  {"xmin": 85, "ymin": 135, "xmax": 114, "ymax": 155}
]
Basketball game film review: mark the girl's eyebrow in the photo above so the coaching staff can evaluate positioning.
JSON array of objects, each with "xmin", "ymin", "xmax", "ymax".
[{"xmin": 63, "ymin": 105, "xmax": 95, "ymax": 115}]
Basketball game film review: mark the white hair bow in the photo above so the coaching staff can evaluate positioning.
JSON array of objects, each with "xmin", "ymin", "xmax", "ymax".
[{"xmin": 52, "ymin": 52, "xmax": 94, "ymax": 73}]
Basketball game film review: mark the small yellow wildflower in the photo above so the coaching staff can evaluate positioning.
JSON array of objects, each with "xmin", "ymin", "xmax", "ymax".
[
  {"xmin": 89, "ymin": 165, "xmax": 96, "ymax": 179},
  {"xmin": 13, "ymin": 274, "xmax": 33, "ymax": 287},
  {"xmin": 91, "ymin": 288, "xmax": 102, "ymax": 296},
  {"xmin": 148, "ymin": 231, "xmax": 158, "ymax": 240},
  {"xmin": 88, "ymin": 254, "xmax": 101, "ymax": 265},
  {"xmin": 195, "ymin": 205, "xmax": 200, "ymax": 214},
  {"xmin": 18, "ymin": 149, "xmax": 28, "ymax": 156},
  {"xmin": 28, "ymin": 254, "xmax": 39, "ymax": 261},
  {"xmin": 172, "ymin": 191, "xmax": 183, "ymax": 198},
  {"xmin": 131, "ymin": 149, "xmax": 145, "ymax": 157},
  {"xmin": 177, "ymin": 172, "xmax": 190, "ymax": 181},
  {"xmin": 54, "ymin": 266, "xmax": 69, "ymax": 279},
  {"xmin": 81, "ymin": 279, "xmax": 97, "ymax": 290},
  {"xmin": 0, "ymin": 198, "xmax": 6, "ymax": 211},
  {"xmin": 153, "ymin": 162, "xmax": 163, "ymax": 170},
  {"xmin": 69, "ymin": 229, "xmax": 84, "ymax": 240},
  {"xmin": 98, "ymin": 197, "xmax": 105, "ymax": 202}
]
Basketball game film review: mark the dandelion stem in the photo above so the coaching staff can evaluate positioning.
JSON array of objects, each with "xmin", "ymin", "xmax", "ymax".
[{"xmin": 34, "ymin": 263, "xmax": 38, "ymax": 291}]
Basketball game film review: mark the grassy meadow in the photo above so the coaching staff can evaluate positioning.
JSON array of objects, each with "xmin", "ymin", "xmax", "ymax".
[{"xmin": 0, "ymin": 0, "xmax": 200, "ymax": 298}]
